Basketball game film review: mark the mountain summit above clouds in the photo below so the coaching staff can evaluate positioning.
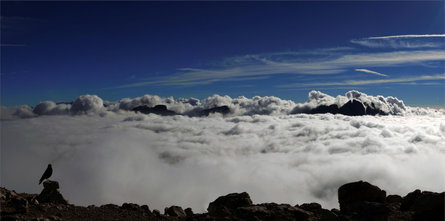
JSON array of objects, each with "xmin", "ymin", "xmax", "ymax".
[{"xmin": 2, "ymin": 90, "xmax": 418, "ymax": 120}]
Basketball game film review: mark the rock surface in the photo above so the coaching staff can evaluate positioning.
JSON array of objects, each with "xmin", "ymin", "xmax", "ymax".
[
  {"xmin": 305, "ymin": 99, "xmax": 388, "ymax": 116},
  {"xmin": 1, "ymin": 180, "xmax": 444, "ymax": 221},
  {"xmin": 338, "ymin": 181, "xmax": 386, "ymax": 213},
  {"xmin": 207, "ymin": 192, "xmax": 253, "ymax": 217},
  {"xmin": 36, "ymin": 181, "xmax": 68, "ymax": 205},
  {"xmin": 132, "ymin": 105, "xmax": 177, "ymax": 116}
]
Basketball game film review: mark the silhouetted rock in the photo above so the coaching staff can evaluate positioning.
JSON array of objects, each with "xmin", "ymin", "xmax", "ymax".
[
  {"xmin": 364, "ymin": 102, "xmax": 388, "ymax": 116},
  {"xmin": 356, "ymin": 201, "xmax": 390, "ymax": 221},
  {"xmin": 194, "ymin": 106, "xmax": 231, "ymax": 117},
  {"xmin": 400, "ymin": 189, "xmax": 421, "ymax": 211},
  {"xmin": 309, "ymin": 104, "xmax": 339, "ymax": 114},
  {"xmin": 140, "ymin": 204, "xmax": 150, "ymax": 211},
  {"xmin": 301, "ymin": 100, "xmax": 388, "ymax": 116},
  {"xmin": 237, "ymin": 203, "xmax": 311, "ymax": 220},
  {"xmin": 300, "ymin": 203, "xmax": 339, "ymax": 221},
  {"xmin": 10, "ymin": 197, "xmax": 29, "ymax": 213},
  {"xmin": 132, "ymin": 105, "xmax": 177, "ymax": 116},
  {"xmin": 1, "ymin": 180, "xmax": 443, "ymax": 221},
  {"xmin": 36, "ymin": 181, "xmax": 67, "ymax": 205},
  {"xmin": 338, "ymin": 180, "xmax": 386, "ymax": 214},
  {"xmin": 164, "ymin": 206, "xmax": 186, "ymax": 217},
  {"xmin": 207, "ymin": 192, "xmax": 252, "ymax": 217},
  {"xmin": 339, "ymin": 99, "xmax": 366, "ymax": 116},
  {"xmin": 152, "ymin": 209, "xmax": 161, "ymax": 216},
  {"xmin": 385, "ymin": 194, "xmax": 403, "ymax": 204},
  {"xmin": 121, "ymin": 203, "xmax": 140, "ymax": 211},
  {"xmin": 401, "ymin": 190, "xmax": 445, "ymax": 221},
  {"xmin": 184, "ymin": 208, "xmax": 193, "ymax": 217},
  {"xmin": 100, "ymin": 204, "xmax": 119, "ymax": 210}
]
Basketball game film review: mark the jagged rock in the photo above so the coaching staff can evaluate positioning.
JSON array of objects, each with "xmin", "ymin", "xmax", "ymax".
[
  {"xmin": 338, "ymin": 180, "xmax": 386, "ymax": 214},
  {"xmin": 385, "ymin": 195, "xmax": 402, "ymax": 204},
  {"xmin": 152, "ymin": 209, "xmax": 161, "ymax": 216},
  {"xmin": 140, "ymin": 204, "xmax": 150, "ymax": 211},
  {"xmin": 121, "ymin": 203, "xmax": 140, "ymax": 211},
  {"xmin": 237, "ymin": 203, "xmax": 311, "ymax": 221},
  {"xmin": 164, "ymin": 206, "xmax": 186, "ymax": 217},
  {"xmin": 1, "ymin": 181, "xmax": 444, "ymax": 221},
  {"xmin": 132, "ymin": 105, "xmax": 177, "ymax": 116},
  {"xmin": 36, "ymin": 181, "xmax": 68, "ymax": 205},
  {"xmin": 207, "ymin": 192, "xmax": 253, "ymax": 217},
  {"xmin": 401, "ymin": 190, "xmax": 445, "ymax": 221},
  {"xmin": 364, "ymin": 103, "xmax": 387, "ymax": 116},
  {"xmin": 100, "ymin": 204, "xmax": 119, "ymax": 210},
  {"xmin": 355, "ymin": 201, "xmax": 390, "ymax": 221},
  {"xmin": 309, "ymin": 104, "xmax": 339, "ymax": 114},
  {"xmin": 303, "ymin": 100, "xmax": 388, "ymax": 116},
  {"xmin": 10, "ymin": 197, "xmax": 28, "ymax": 213},
  {"xmin": 400, "ymin": 189, "xmax": 421, "ymax": 211},
  {"xmin": 198, "ymin": 106, "xmax": 231, "ymax": 116},
  {"xmin": 299, "ymin": 202, "xmax": 322, "ymax": 211},
  {"xmin": 184, "ymin": 208, "xmax": 194, "ymax": 217},
  {"xmin": 339, "ymin": 99, "xmax": 366, "ymax": 116},
  {"xmin": 300, "ymin": 203, "xmax": 338, "ymax": 221}
]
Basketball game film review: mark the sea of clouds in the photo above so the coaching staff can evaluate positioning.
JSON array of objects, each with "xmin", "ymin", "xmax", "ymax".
[{"xmin": 1, "ymin": 91, "xmax": 444, "ymax": 212}]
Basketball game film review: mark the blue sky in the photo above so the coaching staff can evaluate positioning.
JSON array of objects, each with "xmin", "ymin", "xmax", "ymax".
[{"xmin": 1, "ymin": 1, "xmax": 444, "ymax": 106}]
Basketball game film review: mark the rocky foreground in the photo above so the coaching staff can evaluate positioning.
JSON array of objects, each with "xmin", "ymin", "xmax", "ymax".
[{"xmin": 1, "ymin": 180, "xmax": 443, "ymax": 221}]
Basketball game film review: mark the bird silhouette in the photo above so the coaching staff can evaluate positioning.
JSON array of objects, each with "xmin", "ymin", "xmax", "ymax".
[{"xmin": 39, "ymin": 164, "xmax": 53, "ymax": 184}]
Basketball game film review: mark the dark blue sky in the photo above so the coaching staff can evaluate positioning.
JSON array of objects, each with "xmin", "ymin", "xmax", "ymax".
[{"xmin": 2, "ymin": 1, "xmax": 444, "ymax": 106}]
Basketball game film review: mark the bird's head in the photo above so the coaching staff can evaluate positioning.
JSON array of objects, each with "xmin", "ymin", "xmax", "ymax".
[{"xmin": 48, "ymin": 164, "xmax": 52, "ymax": 168}]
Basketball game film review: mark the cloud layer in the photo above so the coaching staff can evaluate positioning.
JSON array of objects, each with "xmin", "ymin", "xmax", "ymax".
[
  {"xmin": 0, "ymin": 90, "xmax": 416, "ymax": 120},
  {"xmin": 1, "ymin": 91, "xmax": 445, "ymax": 212}
]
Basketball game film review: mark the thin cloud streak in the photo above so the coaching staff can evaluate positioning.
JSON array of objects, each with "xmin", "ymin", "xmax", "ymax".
[
  {"xmin": 355, "ymin": 69, "xmax": 388, "ymax": 77},
  {"xmin": 368, "ymin": 34, "xmax": 445, "ymax": 39},
  {"xmin": 350, "ymin": 39, "xmax": 443, "ymax": 49},
  {"xmin": 115, "ymin": 75, "xmax": 271, "ymax": 89},
  {"xmin": 115, "ymin": 50, "xmax": 445, "ymax": 88},
  {"xmin": 280, "ymin": 74, "xmax": 445, "ymax": 87}
]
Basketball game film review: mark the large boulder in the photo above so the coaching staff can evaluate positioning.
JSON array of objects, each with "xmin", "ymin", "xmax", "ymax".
[
  {"xmin": 401, "ymin": 190, "xmax": 444, "ymax": 221},
  {"xmin": 121, "ymin": 203, "xmax": 140, "ymax": 211},
  {"xmin": 36, "ymin": 181, "xmax": 68, "ymax": 205},
  {"xmin": 184, "ymin": 208, "xmax": 194, "ymax": 217},
  {"xmin": 299, "ymin": 203, "xmax": 338, "ymax": 221},
  {"xmin": 207, "ymin": 192, "xmax": 253, "ymax": 217},
  {"xmin": 164, "ymin": 206, "xmax": 186, "ymax": 217},
  {"xmin": 338, "ymin": 181, "xmax": 386, "ymax": 214}
]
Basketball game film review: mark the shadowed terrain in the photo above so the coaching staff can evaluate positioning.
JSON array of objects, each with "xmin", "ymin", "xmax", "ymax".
[{"xmin": 1, "ymin": 180, "xmax": 443, "ymax": 221}]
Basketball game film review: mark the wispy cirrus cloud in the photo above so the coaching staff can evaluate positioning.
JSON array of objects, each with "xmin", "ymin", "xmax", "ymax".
[
  {"xmin": 368, "ymin": 34, "xmax": 445, "ymax": 39},
  {"xmin": 116, "ymin": 49, "xmax": 445, "ymax": 88},
  {"xmin": 350, "ymin": 39, "xmax": 443, "ymax": 49},
  {"xmin": 280, "ymin": 74, "xmax": 445, "ymax": 87},
  {"xmin": 351, "ymin": 34, "xmax": 445, "ymax": 49},
  {"xmin": 355, "ymin": 69, "xmax": 388, "ymax": 77}
]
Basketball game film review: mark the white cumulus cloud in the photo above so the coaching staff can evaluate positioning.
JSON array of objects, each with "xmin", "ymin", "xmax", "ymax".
[{"xmin": 1, "ymin": 92, "xmax": 444, "ymax": 213}]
